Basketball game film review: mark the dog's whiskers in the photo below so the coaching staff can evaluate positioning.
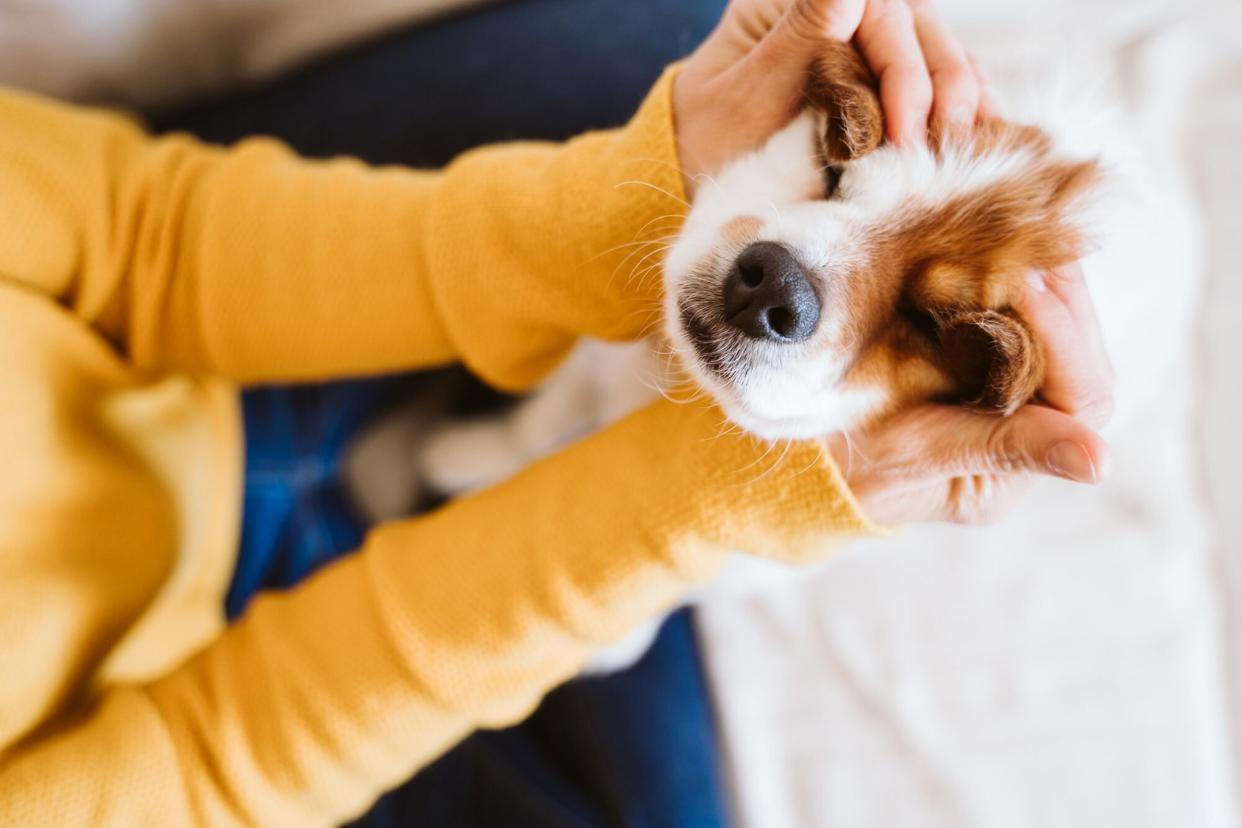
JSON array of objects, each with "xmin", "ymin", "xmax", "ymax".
[
  {"xmin": 692, "ymin": 171, "xmax": 725, "ymax": 198},
  {"xmin": 791, "ymin": 439, "xmax": 831, "ymax": 481},
  {"xmin": 742, "ymin": 437, "xmax": 796, "ymax": 487},
  {"xmin": 729, "ymin": 432, "xmax": 781, "ymax": 474},
  {"xmin": 589, "ymin": 223, "xmax": 683, "ymax": 263},
  {"xmin": 605, "ymin": 235, "xmax": 677, "ymax": 286},
  {"xmin": 763, "ymin": 197, "xmax": 786, "ymax": 235},
  {"xmin": 615, "ymin": 179, "xmax": 690, "ymax": 208}
]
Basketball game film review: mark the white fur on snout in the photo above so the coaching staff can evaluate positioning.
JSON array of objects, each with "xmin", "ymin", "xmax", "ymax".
[{"xmin": 666, "ymin": 113, "xmax": 892, "ymax": 438}]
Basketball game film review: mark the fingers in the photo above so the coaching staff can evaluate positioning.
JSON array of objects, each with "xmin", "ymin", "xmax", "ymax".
[
  {"xmin": 864, "ymin": 403, "xmax": 1109, "ymax": 482},
  {"xmin": 740, "ymin": 0, "xmax": 869, "ymax": 119},
  {"xmin": 980, "ymin": 404, "xmax": 1110, "ymax": 483},
  {"xmin": 743, "ymin": 0, "xmax": 866, "ymax": 72},
  {"xmin": 854, "ymin": 0, "xmax": 932, "ymax": 146},
  {"xmin": 727, "ymin": 0, "xmax": 988, "ymax": 149},
  {"xmin": 775, "ymin": 0, "xmax": 868, "ymax": 44},
  {"xmin": 1016, "ymin": 265, "xmax": 1115, "ymax": 428},
  {"xmin": 908, "ymin": 0, "xmax": 978, "ymax": 130},
  {"xmin": 829, "ymin": 401, "xmax": 1109, "ymax": 525}
]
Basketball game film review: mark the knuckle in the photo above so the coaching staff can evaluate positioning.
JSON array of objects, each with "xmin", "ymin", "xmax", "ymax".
[
  {"xmin": 984, "ymin": 422, "xmax": 1029, "ymax": 476},
  {"xmin": 1064, "ymin": 371, "xmax": 1116, "ymax": 428},
  {"xmin": 786, "ymin": 0, "xmax": 866, "ymax": 44},
  {"xmin": 786, "ymin": 0, "xmax": 828, "ymax": 39},
  {"xmin": 1082, "ymin": 392, "xmax": 1116, "ymax": 428}
]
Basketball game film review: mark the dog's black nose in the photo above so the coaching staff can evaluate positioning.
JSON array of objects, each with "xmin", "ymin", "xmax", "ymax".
[{"xmin": 722, "ymin": 242, "xmax": 820, "ymax": 342}]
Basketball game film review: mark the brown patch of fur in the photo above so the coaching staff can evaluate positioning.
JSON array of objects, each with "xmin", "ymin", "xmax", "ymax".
[
  {"xmin": 831, "ymin": 122, "xmax": 1100, "ymax": 415},
  {"xmin": 930, "ymin": 118, "xmax": 1052, "ymax": 158},
  {"xmin": 902, "ymin": 154, "xmax": 1101, "ymax": 310},
  {"xmin": 720, "ymin": 215, "xmax": 762, "ymax": 249},
  {"xmin": 840, "ymin": 320, "xmax": 956, "ymax": 425},
  {"xmin": 806, "ymin": 43, "xmax": 884, "ymax": 164}
]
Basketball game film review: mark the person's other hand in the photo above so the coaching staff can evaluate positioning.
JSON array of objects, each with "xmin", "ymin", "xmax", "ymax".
[
  {"xmin": 673, "ymin": 0, "xmax": 996, "ymax": 195},
  {"xmin": 827, "ymin": 264, "xmax": 1116, "ymax": 526}
]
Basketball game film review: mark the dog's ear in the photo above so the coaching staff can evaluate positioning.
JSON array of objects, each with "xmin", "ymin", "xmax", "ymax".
[
  {"xmin": 934, "ymin": 308, "xmax": 1043, "ymax": 415},
  {"xmin": 806, "ymin": 43, "xmax": 884, "ymax": 164}
]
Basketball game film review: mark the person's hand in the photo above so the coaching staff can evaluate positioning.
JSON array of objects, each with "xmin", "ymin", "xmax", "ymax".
[
  {"xmin": 673, "ymin": 0, "xmax": 995, "ymax": 195},
  {"xmin": 827, "ymin": 264, "xmax": 1115, "ymax": 526}
]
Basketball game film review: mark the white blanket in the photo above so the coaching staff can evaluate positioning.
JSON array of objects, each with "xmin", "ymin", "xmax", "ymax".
[{"xmin": 700, "ymin": 2, "xmax": 1242, "ymax": 825}]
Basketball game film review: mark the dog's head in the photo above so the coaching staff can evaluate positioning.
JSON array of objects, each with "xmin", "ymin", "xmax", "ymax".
[{"xmin": 664, "ymin": 43, "xmax": 1102, "ymax": 439}]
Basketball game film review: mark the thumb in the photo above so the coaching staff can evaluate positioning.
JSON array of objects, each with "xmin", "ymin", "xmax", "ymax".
[
  {"xmin": 766, "ymin": 0, "xmax": 866, "ymax": 48},
  {"xmin": 958, "ymin": 403, "xmax": 1111, "ymax": 484},
  {"xmin": 736, "ymin": 0, "xmax": 866, "ymax": 116}
]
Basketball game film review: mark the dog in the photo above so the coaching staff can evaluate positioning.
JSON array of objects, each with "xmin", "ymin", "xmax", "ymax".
[{"xmin": 347, "ymin": 43, "xmax": 1135, "ymax": 672}]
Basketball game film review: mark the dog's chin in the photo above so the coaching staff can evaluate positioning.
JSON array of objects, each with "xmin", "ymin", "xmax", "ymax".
[
  {"xmin": 721, "ymin": 389, "xmax": 886, "ymax": 441},
  {"xmin": 720, "ymin": 403, "xmax": 839, "ymax": 442},
  {"xmin": 670, "ymin": 306, "xmax": 886, "ymax": 440},
  {"xmin": 671, "ymin": 337, "xmax": 889, "ymax": 444},
  {"xmin": 671, "ymin": 344, "xmax": 845, "ymax": 443}
]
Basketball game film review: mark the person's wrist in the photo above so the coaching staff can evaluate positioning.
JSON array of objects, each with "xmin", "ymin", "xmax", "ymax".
[{"xmin": 646, "ymin": 398, "xmax": 882, "ymax": 561}]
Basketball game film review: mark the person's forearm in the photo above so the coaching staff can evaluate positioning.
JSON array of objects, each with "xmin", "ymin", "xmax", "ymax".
[
  {"xmin": 0, "ymin": 69, "xmax": 683, "ymax": 386},
  {"xmin": 0, "ymin": 399, "xmax": 874, "ymax": 827}
]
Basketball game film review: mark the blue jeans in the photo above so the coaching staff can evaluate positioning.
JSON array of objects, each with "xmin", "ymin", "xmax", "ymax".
[{"xmin": 156, "ymin": 1, "xmax": 734, "ymax": 825}]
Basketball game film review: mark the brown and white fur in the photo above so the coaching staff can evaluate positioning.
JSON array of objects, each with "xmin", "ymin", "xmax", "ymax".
[{"xmin": 348, "ymin": 44, "xmax": 1147, "ymax": 672}]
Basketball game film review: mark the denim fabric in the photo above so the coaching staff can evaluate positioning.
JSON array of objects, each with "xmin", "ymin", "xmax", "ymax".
[
  {"xmin": 152, "ymin": 0, "xmax": 723, "ymax": 166},
  {"xmin": 162, "ymin": 0, "xmax": 738, "ymax": 825},
  {"xmin": 358, "ymin": 610, "xmax": 728, "ymax": 828},
  {"xmin": 225, "ymin": 375, "xmax": 434, "ymax": 618}
]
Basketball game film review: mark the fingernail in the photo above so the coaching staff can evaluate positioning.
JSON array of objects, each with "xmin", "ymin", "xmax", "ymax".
[
  {"xmin": 1047, "ymin": 441, "xmax": 1097, "ymax": 484},
  {"xmin": 1026, "ymin": 270, "xmax": 1047, "ymax": 294}
]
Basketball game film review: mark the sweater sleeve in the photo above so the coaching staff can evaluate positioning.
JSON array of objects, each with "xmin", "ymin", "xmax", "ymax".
[
  {"xmin": 0, "ymin": 399, "xmax": 876, "ymax": 828},
  {"xmin": 0, "ymin": 67, "xmax": 685, "ymax": 389}
]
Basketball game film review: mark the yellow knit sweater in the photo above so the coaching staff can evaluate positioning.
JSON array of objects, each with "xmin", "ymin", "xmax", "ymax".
[{"xmin": 0, "ymin": 68, "xmax": 875, "ymax": 826}]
